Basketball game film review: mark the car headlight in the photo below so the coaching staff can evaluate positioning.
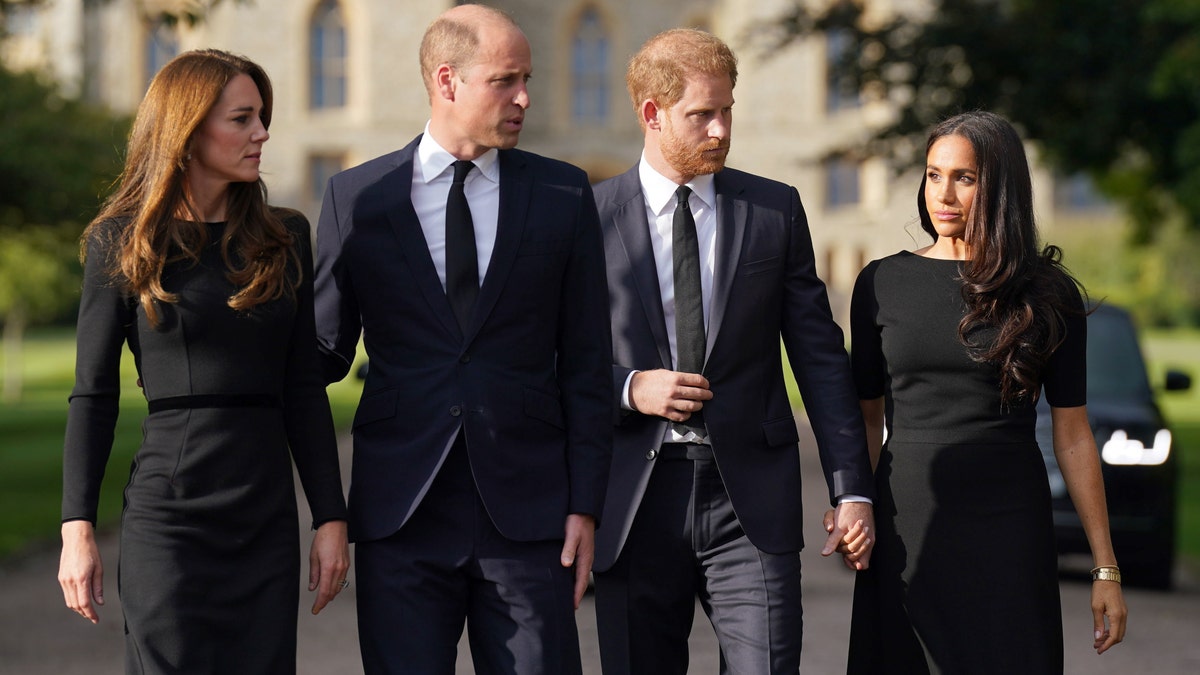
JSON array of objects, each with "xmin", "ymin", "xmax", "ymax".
[{"xmin": 1100, "ymin": 429, "xmax": 1171, "ymax": 466}]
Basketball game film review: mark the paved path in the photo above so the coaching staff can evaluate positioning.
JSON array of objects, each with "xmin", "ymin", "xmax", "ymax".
[{"xmin": 3, "ymin": 425, "xmax": 1199, "ymax": 673}]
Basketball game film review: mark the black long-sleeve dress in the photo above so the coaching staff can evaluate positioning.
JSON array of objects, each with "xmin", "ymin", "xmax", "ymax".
[
  {"xmin": 62, "ymin": 214, "xmax": 347, "ymax": 674},
  {"xmin": 847, "ymin": 251, "xmax": 1085, "ymax": 674}
]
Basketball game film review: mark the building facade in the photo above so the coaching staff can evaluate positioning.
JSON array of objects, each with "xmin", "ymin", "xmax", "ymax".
[{"xmin": 2, "ymin": 0, "xmax": 1114, "ymax": 319}]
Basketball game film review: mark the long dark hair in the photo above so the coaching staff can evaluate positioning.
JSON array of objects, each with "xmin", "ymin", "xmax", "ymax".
[
  {"xmin": 918, "ymin": 111, "xmax": 1084, "ymax": 405},
  {"xmin": 82, "ymin": 49, "xmax": 298, "ymax": 327}
]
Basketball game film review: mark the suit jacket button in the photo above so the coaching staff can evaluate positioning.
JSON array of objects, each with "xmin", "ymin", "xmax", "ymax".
[
  {"xmin": 645, "ymin": 448, "xmax": 657, "ymax": 460},
  {"xmin": 450, "ymin": 405, "xmax": 462, "ymax": 417},
  {"xmin": 459, "ymin": 354, "xmax": 471, "ymax": 364}
]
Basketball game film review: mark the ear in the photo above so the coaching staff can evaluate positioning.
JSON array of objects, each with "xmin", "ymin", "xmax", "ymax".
[
  {"xmin": 434, "ymin": 64, "xmax": 457, "ymax": 102},
  {"xmin": 640, "ymin": 99, "xmax": 663, "ymax": 131}
]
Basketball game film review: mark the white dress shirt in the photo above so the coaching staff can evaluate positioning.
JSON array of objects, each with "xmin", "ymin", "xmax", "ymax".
[
  {"xmin": 412, "ymin": 124, "xmax": 501, "ymax": 289},
  {"xmin": 619, "ymin": 158, "xmax": 872, "ymax": 504},
  {"xmin": 620, "ymin": 157, "xmax": 717, "ymax": 444}
]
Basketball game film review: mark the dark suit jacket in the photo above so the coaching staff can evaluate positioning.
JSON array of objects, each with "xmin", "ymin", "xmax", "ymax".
[
  {"xmin": 314, "ymin": 135, "xmax": 612, "ymax": 544},
  {"xmin": 593, "ymin": 165, "xmax": 874, "ymax": 571}
]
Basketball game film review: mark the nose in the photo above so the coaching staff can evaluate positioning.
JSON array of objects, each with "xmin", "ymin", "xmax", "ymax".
[
  {"xmin": 937, "ymin": 179, "xmax": 954, "ymax": 205},
  {"xmin": 710, "ymin": 111, "xmax": 731, "ymax": 140},
  {"xmin": 513, "ymin": 83, "xmax": 530, "ymax": 110},
  {"xmin": 252, "ymin": 118, "xmax": 270, "ymax": 143}
]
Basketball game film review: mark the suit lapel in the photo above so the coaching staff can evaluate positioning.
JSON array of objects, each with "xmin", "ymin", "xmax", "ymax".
[
  {"xmin": 707, "ymin": 171, "xmax": 748, "ymax": 359},
  {"xmin": 612, "ymin": 170, "xmax": 673, "ymax": 369},
  {"xmin": 383, "ymin": 138, "xmax": 463, "ymax": 340},
  {"xmin": 469, "ymin": 149, "xmax": 529, "ymax": 342}
]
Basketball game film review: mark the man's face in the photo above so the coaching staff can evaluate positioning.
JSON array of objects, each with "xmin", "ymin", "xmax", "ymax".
[
  {"xmin": 446, "ymin": 22, "xmax": 532, "ymax": 158},
  {"xmin": 657, "ymin": 72, "xmax": 733, "ymax": 180}
]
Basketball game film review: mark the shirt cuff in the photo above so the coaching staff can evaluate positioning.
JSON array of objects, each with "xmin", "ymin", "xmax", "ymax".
[
  {"xmin": 836, "ymin": 494, "xmax": 873, "ymax": 505},
  {"xmin": 620, "ymin": 370, "xmax": 640, "ymax": 411}
]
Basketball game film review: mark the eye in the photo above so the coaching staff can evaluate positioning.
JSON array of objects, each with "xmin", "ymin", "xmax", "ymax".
[
  {"xmin": 927, "ymin": 170, "xmax": 941, "ymax": 182},
  {"xmin": 958, "ymin": 175, "xmax": 976, "ymax": 185}
]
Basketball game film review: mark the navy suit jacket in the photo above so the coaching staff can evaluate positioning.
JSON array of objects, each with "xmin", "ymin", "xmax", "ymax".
[
  {"xmin": 593, "ymin": 165, "xmax": 874, "ymax": 571},
  {"xmin": 314, "ymin": 136, "xmax": 612, "ymax": 544}
]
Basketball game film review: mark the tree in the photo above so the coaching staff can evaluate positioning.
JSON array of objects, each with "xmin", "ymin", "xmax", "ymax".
[
  {"xmin": 0, "ymin": 65, "xmax": 129, "ymax": 400},
  {"xmin": 2, "ymin": 1, "xmax": 240, "ymax": 27},
  {"xmin": 752, "ymin": 0, "xmax": 1200, "ymax": 243}
]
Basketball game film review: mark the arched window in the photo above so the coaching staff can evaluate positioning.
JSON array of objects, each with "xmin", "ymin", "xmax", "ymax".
[
  {"xmin": 825, "ymin": 28, "xmax": 860, "ymax": 113},
  {"xmin": 571, "ymin": 7, "xmax": 609, "ymax": 125},
  {"xmin": 310, "ymin": 0, "xmax": 347, "ymax": 109},
  {"xmin": 824, "ymin": 155, "xmax": 861, "ymax": 209},
  {"xmin": 144, "ymin": 18, "xmax": 179, "ymax": 88}
]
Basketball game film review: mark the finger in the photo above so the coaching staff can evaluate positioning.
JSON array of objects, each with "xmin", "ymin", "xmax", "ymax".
[
  {"xmin": 675, "ymin": 372, "xmax": 710, "ymax": 389},
  {"xmin": 560, "ymin": 539, "xmax": 578, "ymax": 568},
  {"xmin": 820, "ymin": 526, "xmax": 842, "ymax": 557},
  {"xmin": 1092, "ymin": 604, "xmax": 1108, "ymax": 652},
  {"xmin": 311, "ymin": 570, "xmax": 340, "ymax": 615},
  {"xmin": 677, "ymin": 385, "xmax": 714, "ymax": 401},
  {"xmin": 92, "ymin": 564, "xmax": 105, "ymax": 607},
  {"xmin": 823, "ymin": 509, "xmax": 836, "ymax": 533},
  {"xmin": 75, "ymin": 580, "xmax": 99, "ymax": 624},
  {"xmin": 309, "ymin": 550, "xmax": 321, "ymax": 592},
  {"xmin": 573, "ymin": 567, "xmax": 589, "ymax": 610}
]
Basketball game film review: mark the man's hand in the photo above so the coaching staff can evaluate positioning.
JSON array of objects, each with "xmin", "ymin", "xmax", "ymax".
[
  {"xmin": 561, "ymin": 514, "xmax": 596, "ymax": 609},
  {"xmin": 821, "ymin": 501, "xmax": 875, "ymax": 570},
  {"xmin": 629, "ymin": 369, "xmax": 712, "ymax": 421}
]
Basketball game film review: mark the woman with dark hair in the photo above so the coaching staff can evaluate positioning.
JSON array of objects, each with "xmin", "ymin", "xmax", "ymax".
[
  {"xmin": 57, "ymin": 49, "xmax": 349, "ymax": 673},
  {"xmin": 841, "ymin": 111, "xmax": 1126, "ymax": 672}
]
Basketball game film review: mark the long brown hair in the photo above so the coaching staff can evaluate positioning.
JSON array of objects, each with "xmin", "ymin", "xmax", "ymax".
[
  {"xmin": 82, "ymin": 49, "xmax": 297, "ymax": 326},
  {"xmin": 917, "ymin": 111, "xmax": 1085, "ymax": 405}
]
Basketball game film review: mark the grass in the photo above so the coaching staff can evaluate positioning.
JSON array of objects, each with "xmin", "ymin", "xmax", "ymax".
[
  {"xmin": 1144, "ymin": 329, "xmax": 1200, "ymax": 559},
  {"xmin": 0, "ymin": 328, "xmax": 364, "ymax": 559},
  {"xmin": 3, "ymin": 328, "xmax": 1198, "ymax": 562}
]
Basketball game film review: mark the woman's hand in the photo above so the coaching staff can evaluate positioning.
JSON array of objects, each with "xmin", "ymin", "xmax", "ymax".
[
  {"xmin": 58, "ymin": 520, "xmax": 104, "ymax": 624},
  {"xmin": 1091, "ymin": 578, "xmax": 1127, "ymax": 654},
  {"xmin": 308, "ymin": 519, "xmax": 350, "ymax": 615}
]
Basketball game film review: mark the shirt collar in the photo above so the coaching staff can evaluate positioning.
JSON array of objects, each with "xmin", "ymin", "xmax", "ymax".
[
  {"xmin": 638, "ymin": 154, "xmax": 716, "ymax": 217},
  {"xmin": 417, "ymin": 122, "xmax": 500, "ymax": 184}
]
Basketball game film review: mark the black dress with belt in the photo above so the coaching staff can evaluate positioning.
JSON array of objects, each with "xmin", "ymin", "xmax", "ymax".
[
  {"xmin": 847, "ymin": 251, "xmax": 1086, "ymax": 674},
  {"xmin": 63, "ymin": 214, "xmax": 347, "ymax": 674}
]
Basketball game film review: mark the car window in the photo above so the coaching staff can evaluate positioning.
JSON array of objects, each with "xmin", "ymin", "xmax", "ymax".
[{"xmin": 1086, "ymin": 308, "xmax": 1153, "ymax": 402}]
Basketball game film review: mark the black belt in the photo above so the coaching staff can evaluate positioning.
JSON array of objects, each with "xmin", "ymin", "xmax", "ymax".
[
  {"xmin": 658, "ymin": 442, "xmax": 714, "ymax": 461},
  {"xmin": 147, "ymin": 393, "xmax": 282, "ymax": 414}
]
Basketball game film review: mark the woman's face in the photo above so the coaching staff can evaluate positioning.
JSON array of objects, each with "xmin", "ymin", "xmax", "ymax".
[
  {"xmin": 188, "ymin": 74, "xmax": 269, "ymax": 193},
  {"xmin": 924, "ymin": 134, "xmax": 978, "ymax": 240}
]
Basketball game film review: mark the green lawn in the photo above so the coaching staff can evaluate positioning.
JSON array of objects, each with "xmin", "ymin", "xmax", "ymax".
[
  {"xmin": 3, "ymin": 328, "xmax": 1198, "ymax": 563},
  {"xmin": 1144, "ymin": 329, "xmax": 1200, "ymax": 559},
  {"xmin": 0, "ymin": 328, "xmax": 364, "ymax": 558}
]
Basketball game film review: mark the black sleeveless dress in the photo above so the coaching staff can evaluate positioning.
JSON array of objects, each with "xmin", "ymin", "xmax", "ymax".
[
  {"xmin": 63, "ymin": 215, "xmax": 346, "ymax": 674},
  {"xmin": 847, "ymin": 251, "xmax": 1085, "ymax": 674}
]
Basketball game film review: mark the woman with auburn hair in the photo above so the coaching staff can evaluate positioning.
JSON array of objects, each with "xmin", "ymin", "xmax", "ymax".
[
  {"xmin": 839, "ymin": 111, "xmax": 1126, "ymax": 672},
  {"xmin": 57, "ymin": 49, "xmax": 349, "ymax": 673}
]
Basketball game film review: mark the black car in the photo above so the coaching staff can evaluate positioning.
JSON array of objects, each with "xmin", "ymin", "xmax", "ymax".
[{"xmin": 1037, "ymin": 304, "xmax": 1192, "ymax": 589}]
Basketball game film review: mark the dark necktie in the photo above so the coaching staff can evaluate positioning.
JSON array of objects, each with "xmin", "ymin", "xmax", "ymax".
[
  {"xmin": 445, "ymin": 160, "xmax": 478, "ymax": 331},
  {"xmin": 672, "ymin": 185, "xmax": 707, "ymax": 439}
]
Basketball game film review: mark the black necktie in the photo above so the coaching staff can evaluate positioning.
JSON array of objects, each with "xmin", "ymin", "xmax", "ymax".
[
  {"xmin": 672, "ymin": 185, "xmax": 706, "ymax": 439},
  {"xmin": 445, "ymin": 160, "xmax": 478, "ymax": 331}
]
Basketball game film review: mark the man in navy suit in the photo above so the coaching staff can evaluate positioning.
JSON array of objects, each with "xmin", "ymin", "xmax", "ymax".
[
  {"xmin": 592, "ymin": 29, "xmax": 876, "ymax": 674},
  {"xmin": 312, "ymin": 5, "xmax": 611, "ymax": 673}
]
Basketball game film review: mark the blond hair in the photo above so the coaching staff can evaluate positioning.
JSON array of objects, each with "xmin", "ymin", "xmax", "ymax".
[{"xmin": 626, "ymin": 28, "xmax": 738, "ymax": 127}]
